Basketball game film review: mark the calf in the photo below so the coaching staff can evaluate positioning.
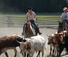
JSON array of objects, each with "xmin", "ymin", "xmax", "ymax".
[
  {"xmin": 20, "ymin": 35, "xmax": 47, "ymax": 57},
  {"xmin": 48, "ymin": 34, "xmax": 58, "ymax": 56},
  {"xmin": 0, "ymin": 35, "xmax": 26, "ymax": 57},
  {"xmin": 48, "ymin": 33, "xmax": 64, "ymax": 57}
]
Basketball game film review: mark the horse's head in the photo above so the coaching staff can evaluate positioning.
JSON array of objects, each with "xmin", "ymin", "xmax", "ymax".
[
  {"xmin": 24, "ymin": 22, "xmax": 30, "ymax": 33},
  {"xmin": 58, "ymin": 20, "xmax": 67, "ymax": 33},
  {"xmin": 58, "ymin": 21, "xmax": 64, "ymax": 28},
  {"xmin": 23, "ymin": 21, "xmax": 37, "ymax": 38}
]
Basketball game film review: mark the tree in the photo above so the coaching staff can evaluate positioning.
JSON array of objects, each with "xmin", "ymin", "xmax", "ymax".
[{"xmin": 0, "ymin": 0, "xmax": 68, "ymax": 13}]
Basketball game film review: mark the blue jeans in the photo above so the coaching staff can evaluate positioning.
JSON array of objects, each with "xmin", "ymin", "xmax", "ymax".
[
  {"xmin": 30, "ymin": 20, "xmax": 39, "ymax": 33},
  {"xmin": 63, "ymin": 19, "xmax": 68, "ymax": 25}
]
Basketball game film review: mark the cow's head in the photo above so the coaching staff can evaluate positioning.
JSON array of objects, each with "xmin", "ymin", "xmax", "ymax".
[
  {"xmin": 47, "ymin": 34, "xmax": 55, "ymax": 45},
  {"xmin": 53, "ymin": 33, "xmax": 63, "ymax": 42},
  {"xmin": 19, "ymin": 41, "xmax": 31, "ymax": 53}
]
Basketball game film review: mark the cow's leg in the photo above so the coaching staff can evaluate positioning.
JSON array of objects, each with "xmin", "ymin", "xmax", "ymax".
[
  {"xmin": 5, "ymin": 52, "xmax": 8, "ymax": 57},
  {"xmin": 20, "ymin": 49, "xmax": 24, "ymax": 57},
  {"xmin": 53, "ymin": 45, "xmax": 55, "ymax": 56},
  {"xmin": 53, "ymin": 48, "xmax": 54, "ymax": 56},
  {"xmin": 52, "ymin": 47, "xmax": 54, "ymax": 57},
  {"xmin": 27, "ymin": 53, "xmax": 30, "ymax": 57},
  {"xmin": 24, "ymin": 52, "xmax": 27, "ymax": 57},
  {"xmin": 58, "ymin": 44, "xmax": 64, "ymax": 57},
  {"xmin": 50, "ymin": 45, "xmax": 52, "ymax": 55},
  {"xmin": 42, "ymin": 49, "xmax": 44, "ymax": 57},
  {"xmin": 66, "ymin": 47, "xmax": 68, "ymax": 54},
  {"xmin": 19, "ymin": 46, "xmax": 24, "ymax": 57},
  {"xmin": 56, "ymin": 46, "xmax": 59, "ymax": 57},
  {"xmin": 14, "ymin": 48, "xmax": 17, "ymax": 57},
  {"xmin": 30, "ymin": 51, "xmax": 34, "ymax": 57},
  {"xmin": 0, "ymin": 50, "xmax": 2, "ymax": 55},
  {"xmin": 37, "ymin": 51, "xmax": 40, "ymax": 57}
]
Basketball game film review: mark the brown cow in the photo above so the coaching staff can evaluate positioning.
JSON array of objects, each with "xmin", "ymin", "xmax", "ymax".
[
  {"xmin": 0, "ymin": 35, "xmax": 26, "ymax": 57},
  {"xmin": 48, "ymin": 33, "xmax": 64, "ymax": 57}
]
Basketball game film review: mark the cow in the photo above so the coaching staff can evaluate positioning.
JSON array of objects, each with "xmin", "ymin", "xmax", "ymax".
[
  {"xmin": 48, "ymin": 33, "xmax": 64, "ymax": 57},
  {"xmin": 0, "ymin": 35, "xmax": 26, "ymax": 57},
  {"xmin": 19, "ymin": 35, "xmax": 47, "ymax": 57},
  {"xmin": 48, "ymin": 34, "xmax": 55, "ymax": 56}
]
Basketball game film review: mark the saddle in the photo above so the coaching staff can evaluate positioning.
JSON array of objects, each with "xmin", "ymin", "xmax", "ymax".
[{"xmin": 30, "ymin": 23, "xmax": 38, "ymax": 34}]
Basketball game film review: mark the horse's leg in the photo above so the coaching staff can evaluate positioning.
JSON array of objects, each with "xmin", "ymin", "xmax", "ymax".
[
  {"xmin": 5, "ymin": 52, "xmax": 8, "ymax": 57},
  {"xmin": 14, "ymin": 48, "xmax": 17, "ymax": 57}
]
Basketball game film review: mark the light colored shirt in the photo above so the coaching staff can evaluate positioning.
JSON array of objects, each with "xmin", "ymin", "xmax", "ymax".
[
  {"xmin": 26, "ymin": 11, "xmax": 36, "ymax": 21},
  {"xmin": 61, "ymin": 12, "xmax": 68, "ymax": 20}
]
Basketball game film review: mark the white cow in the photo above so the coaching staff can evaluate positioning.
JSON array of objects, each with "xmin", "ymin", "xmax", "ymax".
[{"xmin": 19, "ymin": 35, "xmax": 47, "ymax": 57}]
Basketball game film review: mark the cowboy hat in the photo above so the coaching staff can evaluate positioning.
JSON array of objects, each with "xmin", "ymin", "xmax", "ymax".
[{"xmin": 63, "ymin": 7, "xmax": 67, "ymax": 11}]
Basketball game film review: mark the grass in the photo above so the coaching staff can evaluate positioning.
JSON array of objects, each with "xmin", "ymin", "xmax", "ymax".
[{"xmin": 0, "ymin": 13, "xmax": 61, "ymax": 28}]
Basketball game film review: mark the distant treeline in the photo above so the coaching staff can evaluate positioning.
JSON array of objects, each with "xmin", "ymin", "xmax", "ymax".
[{"xmin": 0, "ymin": 0, "xmax": 67, "ymax": 13}]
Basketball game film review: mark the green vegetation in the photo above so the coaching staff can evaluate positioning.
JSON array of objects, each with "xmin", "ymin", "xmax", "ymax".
[{"xmin": 0, "ymin": 0, "xmax": 67, "ymax": 13}]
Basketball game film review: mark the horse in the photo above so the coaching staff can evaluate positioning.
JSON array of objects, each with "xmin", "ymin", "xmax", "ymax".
[
  {"xmin": 22, "ymin": 21, "xmax": 38, "ymax": 38},
  {"xmin": 58, "ymin": 21, "xmax": 67, "ymax": 33}
]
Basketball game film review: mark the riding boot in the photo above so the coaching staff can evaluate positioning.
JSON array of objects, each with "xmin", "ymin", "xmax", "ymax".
[
  {"xmin": 36, "ymin": 28, "xmax": 42, "ymax": 35},
  {"xmin": 39, "ymin": 31, "xmax": 42, "ymax": 35}
]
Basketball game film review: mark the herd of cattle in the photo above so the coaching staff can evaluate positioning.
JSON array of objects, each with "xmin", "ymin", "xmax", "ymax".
[
  {"xmin": 48, "ymin": 30, "xmax": 68, "ymax": 57},
  {"xmin": 0, "ymin": 29, "xmax": 68, "ymax": 57},
  {"xmin": 0, "ymin": 34, "xmax": 47, "ymax": 57}
]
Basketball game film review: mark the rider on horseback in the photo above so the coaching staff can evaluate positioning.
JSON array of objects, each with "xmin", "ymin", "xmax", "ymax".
[
  {"xmin": 22, "ymin": 6, "xmax": 42, "ymax": 35},
  {"xmin": 58, "ymin": 7, "xmax": 68, "ymax": 45},
  {"xmin": 61, "ymin": 7, "xmax": 68, "ymax": 25}
]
